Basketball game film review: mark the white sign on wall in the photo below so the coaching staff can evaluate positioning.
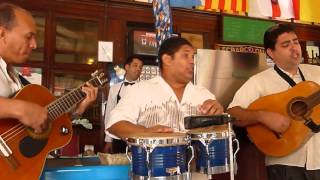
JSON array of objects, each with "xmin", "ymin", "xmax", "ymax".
[{"xmin": 98, "ymin": 41, "xmax": 113, "ymax": 62}]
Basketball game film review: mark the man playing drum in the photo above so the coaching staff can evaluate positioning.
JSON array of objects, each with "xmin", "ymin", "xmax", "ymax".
[
  {"xmin": 106, "ymin": 36, "xmax": 225, "ymax": 179},
  {"xmin": 106, "ymin": 37, "xmax": 224, "ymax": 139}
]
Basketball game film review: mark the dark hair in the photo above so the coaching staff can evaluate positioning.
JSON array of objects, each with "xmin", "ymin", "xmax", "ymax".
[
  {"xmin": 264, "ymin": 23, "xmax": 296, "ymax": 51},
  {"xmin": 0, "ymin": 3, "xmax": 25, "ymax": 30},
  {"xmin": 158, "ymin": 37, "xmax": 192, "ymax": 70},
  {"xmin": 124, "ymin": 55, "xmax": 144, "ymax": 66}
]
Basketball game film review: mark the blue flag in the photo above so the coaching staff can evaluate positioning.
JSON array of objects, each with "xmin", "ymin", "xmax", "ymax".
[{"xmin": 152, "ymin": 0, "xmax": 173, "ymax": 47}]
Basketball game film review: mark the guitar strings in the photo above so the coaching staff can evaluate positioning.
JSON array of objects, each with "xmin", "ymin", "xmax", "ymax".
[
  {"xmin": 1, "ymin": 123, "xmax": 23, "ymax": 137},
  {"xmin": 1, "ymin": 123, "xmax": 25, "ymax": 141},
  {"xmin": 0, "ymin": 72, "xmax": 106, "ymax": 146},
  {"xmin": 1, "ymin": 108, "xmax": 58, "ymax": 143},
  {"xmin": 5, "ymin": 127, "xmax": 26, "ymax": 143}
]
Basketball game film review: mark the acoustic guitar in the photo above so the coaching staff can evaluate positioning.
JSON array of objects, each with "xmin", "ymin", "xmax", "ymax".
[
  {"xmin": 246, "ymin": 81, "xmax": 320, "ymax": 157},
  {"xmin": 0, "ymin": 70, "xmax": 107, "ymax": 180}
]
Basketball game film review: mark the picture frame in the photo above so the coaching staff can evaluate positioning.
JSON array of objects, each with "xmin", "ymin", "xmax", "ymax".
[
  {"xmin": 181, "ymin": 32, "xmax": 204, "ymax": 49},
  {"xmin": 132, "ymin": 30, "xmax": 158, "ymax": 56},
  {"xmin": 14, "ymin": 66, "xmax": 43, "ymax": 85}
]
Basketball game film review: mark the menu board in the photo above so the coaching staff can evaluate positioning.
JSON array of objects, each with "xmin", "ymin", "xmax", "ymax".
[{"xmin": 223, "ymin": 16, "xmax": 275, "ymax": 45}]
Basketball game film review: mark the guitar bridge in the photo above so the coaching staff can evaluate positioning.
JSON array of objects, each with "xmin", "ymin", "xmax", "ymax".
[
  {"xmin": 0, "ymin": 136, "xmax": 20, "ymax": 170},
  {"xmin": 0, "ymin": 136, "xmax": 12, "ymax": 157}
]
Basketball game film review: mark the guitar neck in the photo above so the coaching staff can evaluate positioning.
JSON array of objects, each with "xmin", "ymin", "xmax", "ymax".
[
  {"xmin": 47, "ymin": 88, "xmax": 84, "ymax": 121},
  {"xmin": 46, "ymin": 77, "xmax": 102, "ymax": 121},
  {"xmin": 305, "ymin": 89, "xmax": 320, "ymax": 109}
]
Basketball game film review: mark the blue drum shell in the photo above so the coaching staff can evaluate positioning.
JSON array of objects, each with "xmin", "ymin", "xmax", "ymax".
[
  {"xmin": 193, "ymin": 138, "xmax": 229, "ymax": 173},
  {"xmin": 131, "ymin": 145, "xmax": 187, "ymax": 177}
]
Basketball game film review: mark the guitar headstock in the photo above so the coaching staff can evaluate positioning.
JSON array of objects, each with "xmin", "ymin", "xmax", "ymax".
[{"xmin": 90, "ymin": 69, "xmax": 108, "ymax": 87}]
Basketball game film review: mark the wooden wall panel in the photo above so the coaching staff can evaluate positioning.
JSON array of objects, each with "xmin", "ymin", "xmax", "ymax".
[
  {"xmin": 105, "ymin": 18, "xmax": 127, "ymax": 64},
  {"xmin": 295, "ymin": 23, "xmax": 320, "ymax": 41}
]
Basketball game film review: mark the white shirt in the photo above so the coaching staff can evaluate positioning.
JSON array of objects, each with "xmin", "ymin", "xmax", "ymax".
[
  {"xmin": 0, "ymin": 57, "xmax": 23, "ymax": 98},
  {"xmin": 228, "ymin": 64, "xmax": 320, "ymax": 170},
  {"xmin": 106, "ymin": 76, "xmax": 216, "ymax": 139},
  {"xmin": 104, "ymin": 79, "xmax": 137, "ymax": 142}
]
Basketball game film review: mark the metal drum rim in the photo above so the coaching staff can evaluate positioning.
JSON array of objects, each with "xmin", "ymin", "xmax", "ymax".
[
  {"xmin": 188, "ymin": 131, "xmax": 230, "ymax": 140},
  {"xmin": 197, "ymin": 164, "xmax": 230, "ymax": 175},
  {"xmin": 127, "ymin": 137, "xmax": 188, "ymax": 147},
  {"xmin": 132, "ymin": 172, "xmax": 191, "ymax": 180}
]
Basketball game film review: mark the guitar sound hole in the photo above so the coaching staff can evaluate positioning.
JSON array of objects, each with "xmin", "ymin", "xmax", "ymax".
[
  {"xmin": 19, "ymin": 136, "xmax": 48, "ymax": 158},
  {"xmin": 291, "ymin": 100, "xmax": 308, "ymax": 117}
]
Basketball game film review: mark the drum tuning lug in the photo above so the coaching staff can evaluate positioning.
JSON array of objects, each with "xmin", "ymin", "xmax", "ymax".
[
  {"xmin": 60, "ymin": 126, "xmax": 69, "ymax": 135},
  {"xmin": 185, "ymin": 136, "xmax": 190, "ymax": 143}
]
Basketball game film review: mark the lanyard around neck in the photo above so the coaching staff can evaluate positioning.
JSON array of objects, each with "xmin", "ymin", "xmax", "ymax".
[{"xmin": 274, "ymin": 65, "xmax": 305, "ymax": 87}]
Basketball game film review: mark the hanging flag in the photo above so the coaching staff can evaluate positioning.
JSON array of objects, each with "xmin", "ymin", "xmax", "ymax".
[
  {"xmin": 231, "ymin": 0, "xmax": 237, "ymax": 11},
  {"xmin": 218, "ymin": 0, "xmax": 225, "ymax": 10},
  {"xmin": 239, "ymin": 0, "xmax": 248, "ymax": 12},
  {"xmin": 292, "ymin": 0, "xmax": 299, "ymax": 20},
  {"xmin": 224, "ymin": 0, "xmax": 231, "ymax": 11},
  {"xmin": 198, "ymin": 0, "xmax": 247, "ymax": 12},
  {"xmin": 300, "ymin": 0, "xmax": 320, "ymax": 23},
  {"xmin": 278, "ymin": 0, "xmax": 294, "ymax": 19},
  {"xmin": 210, "ymin": 0, "xmax": 219, "ymax": 10},
  {"xmin": 194, "ymin": 0, "xmax": 212, "ymax": 11},
  {"xmin": 152, "ymin": 0, "xmax": 173, "ymax": 46},
  {"xmin": 169, "ymin": 0, "xmax": 202, "ymax": 9},
  {"xmin": 248, "ymin": 0, "xmax": 272, "ymax": 18},
  {"xmin": 271, "ymin": 0, "xmax": 281, "ymax": 18},
  {"xmin": 227, "ymin": 0, "xmax": 247, "ymax": 12},
  {"xmin": 248, "ymin": 0, "xmax": 296, "ymax": 20}
]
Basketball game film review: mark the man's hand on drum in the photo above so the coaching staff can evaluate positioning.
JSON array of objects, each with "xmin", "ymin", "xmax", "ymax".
[
  {"xmin": 199, "ymin": 99, "xmax": 224, "ymax": 115},
  {"xmin": 145, "ymin": 125, "xmax": 174, "ymax": 133}
]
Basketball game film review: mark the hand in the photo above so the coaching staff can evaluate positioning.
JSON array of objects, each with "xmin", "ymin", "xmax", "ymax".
[
  {"xmin": 144, "ymin": 125, "xmax": 174, "ymax": 133},
  {"xmin": 199, "ymin": 99, "xmax": 224, "ymax": 115},
  {"xmin": 104, "ymin": 142, "xmax": 113, "ymax": 153},
  {"xmin": 75, "ymin": 82, "xmax": 98, "ymax": 115},
  {"xmin": 15, "ymin": 100, "xmax": 48, "ymax": 134},
  {"xmin": 257, "ymin": 111, "xmax": 291, "ymax": 134}
]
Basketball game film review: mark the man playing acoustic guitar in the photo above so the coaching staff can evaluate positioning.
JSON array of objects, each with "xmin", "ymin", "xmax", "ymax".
[
  {"xmin": 0, "ymin": 3, "xmax": 98, "ymax": 134},
  {"xmin": 228, "ymin": 24, "xmax": 320, "ymax": 180}
]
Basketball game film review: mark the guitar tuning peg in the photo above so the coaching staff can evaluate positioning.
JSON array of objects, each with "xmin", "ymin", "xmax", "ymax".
[
  {"xmin": 99, "ymin": 72, "xmax": 105, "ymax": 77},
  {"xmin": 91, "ymin": 70, "xmax": 99, "ymax": 77}
]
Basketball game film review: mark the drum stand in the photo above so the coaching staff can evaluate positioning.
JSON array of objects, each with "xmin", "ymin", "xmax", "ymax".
[
  {"xmin": 227, "ymin": 121, "xmax": 239, "ymax": 180},
  {"xmin": 203, "ymin": 121, "xmax": 239, "ymax": 180}
]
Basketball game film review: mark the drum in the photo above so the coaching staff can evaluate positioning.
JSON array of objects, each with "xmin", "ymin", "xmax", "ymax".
[
  {"xmin": 126, "ymin": 132, "xmax": 192, "ymax": 179},
  {"xmin": 188, "ymin": 125, "xmax": 232, "ymax": 175}
]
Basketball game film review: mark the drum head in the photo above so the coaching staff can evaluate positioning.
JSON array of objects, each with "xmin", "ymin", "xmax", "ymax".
[
  {"xmin": 188, "ymin": 125, "xmax": 230, "ymax": 140},
  {"xmin": 127, "ymin": 132, "xmax": 188, "ymax": 147}
]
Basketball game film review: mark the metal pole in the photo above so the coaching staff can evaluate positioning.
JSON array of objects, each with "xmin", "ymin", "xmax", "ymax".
[{"xmin": 228, "ymin": 121, "xmax": 234, "ymax": 180}]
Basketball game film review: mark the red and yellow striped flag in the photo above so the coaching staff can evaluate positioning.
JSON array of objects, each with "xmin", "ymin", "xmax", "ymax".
[
  {"xmin": 207, "ymin": 0, "xmax": 247, "ymax": 12},
  {"xmin": 204, "ymin": 0, "xmax": 212, "ymax": 10},
  {"xmin": 231, "ymin": 0, "xmax": 247, "ymax": 12},
  {"xmin": 210, "ymin": 0, "xmax": 219, "ymax": 9},
  {"xmin": 235, "ymin": 0, "xmax": 247, "ymax": 12}
]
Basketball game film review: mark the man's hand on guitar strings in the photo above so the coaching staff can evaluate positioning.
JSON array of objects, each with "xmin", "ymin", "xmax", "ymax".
[
  {"xmin": 15, "ymin": 99, "xmax": 48, "ymax": 134},
  {"xmin": 257, "ymin": 111, "xmax": 291, "ymax": 134}
]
